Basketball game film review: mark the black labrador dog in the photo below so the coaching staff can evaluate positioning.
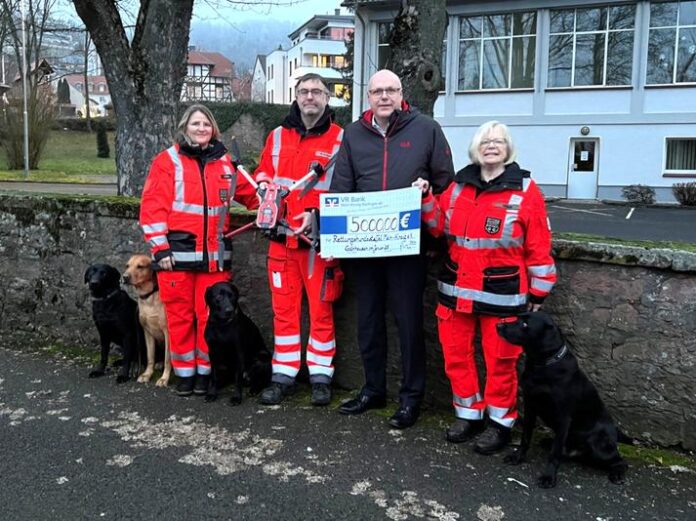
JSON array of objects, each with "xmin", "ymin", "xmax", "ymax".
[
  {"xmin": 84, "ymin": 264, "xmax": 142, "ymax": 383},
  {"xmin": 204, "ymin": 281, "xmax": 271, "ymax": 404},
  {"xmin": 497, "ymin": 311, "xmax": 628, "ymax": 488}
]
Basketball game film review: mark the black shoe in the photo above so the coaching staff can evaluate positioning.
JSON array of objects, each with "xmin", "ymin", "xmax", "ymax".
[
  {"xmin": 175, "ymin": 376, "xmax": 195, "ymax": 396},
  {"xmin": 193, "ymin": 375, "xmax": 209, "ymax": 395},
  {"xmin": 310, "ymin": 383, "xmax": 332, "ymax": 406},
  {"xmin": 338, "ymin": 394, "xmax": 387, "ymax": 415},
  {"xmin": 259, "ymin": 381, "xmax": 296, "ymax": 405},
  {"xmin": 474, "ymin": 423, "xmax": 511, "ymax": 455},
  {"xmin": 388, "ymin": 405, "xmax": 420, "ymax": 429},
  {"xmin": 445, "ymin": 419, "xmax": 484, "ymax": 443}
]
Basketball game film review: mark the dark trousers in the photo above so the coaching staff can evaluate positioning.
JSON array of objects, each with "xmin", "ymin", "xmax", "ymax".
[{"xmin": 348, "ymin": 254, "xmax": 427, "ymax": 407}]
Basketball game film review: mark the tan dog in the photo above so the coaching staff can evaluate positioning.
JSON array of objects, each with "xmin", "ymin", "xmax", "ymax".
[{"xmin": 123, "ymin": 254, "xmax": 171, "ymax": 387}]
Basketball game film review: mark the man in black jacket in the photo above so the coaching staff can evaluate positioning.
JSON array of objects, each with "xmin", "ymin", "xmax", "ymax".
[{"xmin": 331, "ymin": 69, "xmax": 454, "ymax": 428}]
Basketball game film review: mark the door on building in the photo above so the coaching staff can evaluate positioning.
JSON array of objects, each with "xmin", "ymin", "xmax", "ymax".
[{"xmin": 567, "ymin": 139, "xmax": 599, "ymax": 199}]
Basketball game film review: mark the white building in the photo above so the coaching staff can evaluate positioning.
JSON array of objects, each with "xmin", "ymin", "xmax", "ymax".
[
  {"xmin": 64, "ymin": 74, "xmax": 111, "ymax": 117},
  {"xmin": 255, "ymin": 10, "xmax": 354, "ymax": 106},
  {"xmin": 252, "ymin": 55, "xmax": 267, "ymax": 102},
  {"xmin": 182, "ymin": 48, "xmax": 236, "ymax": 102},
  {"xmin": 348, "ymin": 0, "xmax": 696, "ymax": 202}
]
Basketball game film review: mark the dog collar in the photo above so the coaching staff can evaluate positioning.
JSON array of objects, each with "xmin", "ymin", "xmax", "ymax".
[
  {"xmin": 541, "ymin": 344, "xmax": 568, "ymax": 366},
  {"xmin": 138, "ymin": 287, "xmax": 159, "ymax": 300},
  {"xmin": 91, "ymin": 288, "xmax": 120, "ymax": 302}
]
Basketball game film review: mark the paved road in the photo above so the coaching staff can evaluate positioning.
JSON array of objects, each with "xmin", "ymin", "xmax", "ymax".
[
  {"xmin": 547, "ymin": 201, "xmax": 696, "ymax": 243},
  {"xmin": 1, "ymin": 347, "xmax": 695, "ymax": 521},
  {"xmin": 2, "ymin": 182, "xmax": 695, "ymax": 243},
  {"xmin": 0, "ymin": 181, "xmax": 118, "ymax": 196}
]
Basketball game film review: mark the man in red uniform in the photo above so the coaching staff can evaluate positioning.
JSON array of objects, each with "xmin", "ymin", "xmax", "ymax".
[{"xmin": 254, "ymin": 73, "xmax": 344, "ymax": 406}]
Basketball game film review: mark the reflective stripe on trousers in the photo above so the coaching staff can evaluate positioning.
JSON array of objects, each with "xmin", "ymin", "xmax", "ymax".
[
  {"xmin": 268, "ymin": 241, "xmax": 336, "ymax": 382},
  {"xmin": 158, "ymin": 270, "xmax": 230, "ymax": 377},
  {"xmin": 436, "ymin": 306, "xmax": 521, "ymax": 426}
]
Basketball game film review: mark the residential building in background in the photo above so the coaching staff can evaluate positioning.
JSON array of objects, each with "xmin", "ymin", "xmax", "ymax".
[
  {"xmin": 254, "ymin": 9, "xmax": 354, "ymax": 106},
  {"xmin": 64, "ymin": 74, "xmax": 111, "ymax": 117},
  {"xmin": 182, "ymin": 47, "xmax": 236, "ymax": 102},
  {"xmin": 252, "ymin": 55, "xmax": 267, "ymax": 102},
  {"xmin": 348, "ymin": 0, "xmax": 696, "ymax": 202}
]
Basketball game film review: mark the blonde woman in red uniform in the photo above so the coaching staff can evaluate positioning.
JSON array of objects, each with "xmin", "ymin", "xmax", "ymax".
[
  {"xmin": 418, "ymin": 121, "xmax": 556, "ymax": 454},
  {"xmin": 140, "ymin": 104, "xmax": 258, "ymax": 396}
]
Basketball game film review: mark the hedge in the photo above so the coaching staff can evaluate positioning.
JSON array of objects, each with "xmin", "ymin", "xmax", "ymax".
[
  {"xmin": 184, "ymin": 101, "xmax": 354, "ymax": 135},
  {"xmin": 52, "ymin": 102, "xmax": 353, "ymax": 136}
]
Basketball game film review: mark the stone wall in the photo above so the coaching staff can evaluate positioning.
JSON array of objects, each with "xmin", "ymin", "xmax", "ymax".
[{"xmin": 1, "ymin": 193, "xmax": 695, "ymax": 449}]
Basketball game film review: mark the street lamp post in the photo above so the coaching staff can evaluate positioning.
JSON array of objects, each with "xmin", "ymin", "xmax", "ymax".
[{"xmin": 20, "ymin": 0, "xmax": 30, "ymax": 179}]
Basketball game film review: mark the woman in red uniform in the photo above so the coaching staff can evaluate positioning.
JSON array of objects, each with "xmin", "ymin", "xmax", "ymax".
[
  {"xmin": 140, "ymin": 104, "xmax": 258, "ymax": 396},
  {"xmin": 419, "ymin": 121, "xmax": 556, "ymax": 454}
]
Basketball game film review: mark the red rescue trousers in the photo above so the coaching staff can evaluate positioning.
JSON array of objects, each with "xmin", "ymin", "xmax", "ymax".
[
  {"xmin": 436, "ymin": 304, "xmax": 522, "ymax": 428},
  {"xmin": 158, "ymin": 270, "xmax": 231, "ymax": 378},
  {"xmin": 267, "ymin": 241, "xmax": 342, "ymax": 384}
]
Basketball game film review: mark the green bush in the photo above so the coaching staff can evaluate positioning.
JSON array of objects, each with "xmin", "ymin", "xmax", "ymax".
[
  {"xmin": 672, "ymin": 182, "xmax": 696, "ymax": 206},
  {"xmin": 181, "ymin": 102, "xmax": 354, "ymax": 136},
  {"xmin": 0, "ymin": 88, "xmax": 55, "ymax": 170},
  {"xmin": 621, "ymin": 184, "xmax": 656, "ymax": 205},
  {"xmin": 96, "ymin": 122, "xmax": 110, "ymax": 158},
  {"xmin": 53, "ymin": 117, "xmax": 116, "ymax": 132}
]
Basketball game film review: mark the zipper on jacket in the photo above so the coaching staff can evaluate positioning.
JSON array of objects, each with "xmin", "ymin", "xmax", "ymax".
[
  {"xmin": 197, "ymin": 157, "xmax": 209, "ymax": 266},
  {"xmin": 381, "ymin": 123, "xmax": 399, "ymax": 191},
  {"xmin": 382, "ymin": 136, "xmax": 389, "ymax": 191}
]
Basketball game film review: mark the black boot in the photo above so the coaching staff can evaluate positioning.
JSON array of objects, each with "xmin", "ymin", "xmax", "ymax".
[
  {"xmin": 474, "ymin": 422, "xmax": 511, "ymax": 455},
  {"xmin": 175, "ymin": 376, "xmax": 195, "ymax": 397},
  {"xmin": 445, "ymin": 418, "xmax": 484, "ymax": 443},
  {"xmin": 310, "ymin": 383, "xmax": 332, "ymax": 406},
  {"xmin": 193, "ymin": 375, "xmax": 210, "ymax": 395},
  {"xmin": 259, "ymin": 381, "xmax": 297, "ymax": 405}
]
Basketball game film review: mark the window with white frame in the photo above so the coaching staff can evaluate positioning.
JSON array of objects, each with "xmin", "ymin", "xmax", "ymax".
[
  {"xmin": 377, "ymin": 22, "xmax": 393, "ymax": 70},
  {"xmin": 647, "ymin": 1, "xmax": 696, "ymax": 84},
  {"xmin": 666, "ymin": 138, "xmax": 696, "ymax": 172},
  {"xmin": 548, "ymin": 4, "xmax": 635, "ymax": 88},
  {"xmin": 458, "ymin": 12, "xmax": 537, "ymax": 91}
]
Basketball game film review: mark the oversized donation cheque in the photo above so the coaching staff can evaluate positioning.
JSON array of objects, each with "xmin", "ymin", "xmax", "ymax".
[{"xmin": 319, "ymin": 186, "xmax": 422, "ymax": 258}]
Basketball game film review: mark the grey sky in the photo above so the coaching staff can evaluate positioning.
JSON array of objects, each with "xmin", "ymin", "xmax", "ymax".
[{"xmin": 193, "ymin": 0, "xmax": 346, "ymax": 24}]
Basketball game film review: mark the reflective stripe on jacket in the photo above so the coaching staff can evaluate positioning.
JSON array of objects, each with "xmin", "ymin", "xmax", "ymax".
[
  {"xmin": 140, "ymin": 142, "xmax": 259, "ymax": 272},
  {"xmin": 422, "ymin": 162, "xmax": 556, "ymax": 315}
]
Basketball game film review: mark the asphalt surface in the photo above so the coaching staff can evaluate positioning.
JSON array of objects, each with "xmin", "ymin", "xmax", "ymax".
[
  {"xmin": 1, "ymin": 347, "xmax": 695, "ymax": 521},
  {"xmin": 546, "ymin": 201, "xmax": 696, "ymax": 243},
  {"xmin": 0, "ymin": 181, "xmax": 118, "ymax": 196},
  {"xmin": 2, "ymin": 182, "xmax": 695, "ymax": 243}
]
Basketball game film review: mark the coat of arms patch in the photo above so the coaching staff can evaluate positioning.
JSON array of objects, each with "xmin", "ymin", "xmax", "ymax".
[{"xmin": 484, "ymin": 217, "xmax": 501, "ymax": 234}]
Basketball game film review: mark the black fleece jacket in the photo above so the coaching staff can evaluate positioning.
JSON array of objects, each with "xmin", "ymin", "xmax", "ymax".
[{"xmin": 330, "ymin": 103, "xmax": 454, "ymax": 194}]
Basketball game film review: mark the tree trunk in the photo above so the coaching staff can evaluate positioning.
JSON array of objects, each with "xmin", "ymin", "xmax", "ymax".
[
  {"xmin": 387, "ymin": 0, "xmax": 447, "ymax": 117},
  {"xmin": 72, "ymin": 0, "xmax": 194, "ymax": 196}
]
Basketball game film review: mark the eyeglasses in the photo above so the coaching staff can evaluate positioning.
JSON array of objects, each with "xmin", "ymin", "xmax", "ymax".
[
  {"xmin": 480, "ymin": 138, "xmax": 507, "ymax": 147},
  {"xmin": 297, "ymin": 88, "xmax": 328, "ymax": 97},
  {"xmin": 368, "ymin": 87, "xmax": 401, "ymax": 97}
]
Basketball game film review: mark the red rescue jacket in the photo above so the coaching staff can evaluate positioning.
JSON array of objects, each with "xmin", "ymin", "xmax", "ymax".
[
  {"xmin": 422, "ymin": 162, "xmax": 556, "ymax": 316},
  {"xmin": 140, "ymin": 140, "xmax": 258, "ymax": 272},
  {"xmin": 254, "ymin": 103, "xmax": 343, "ymax": 248}
]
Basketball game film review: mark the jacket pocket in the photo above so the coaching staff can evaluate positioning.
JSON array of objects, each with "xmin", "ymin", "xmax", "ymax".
[
  {"xmin": 267, "ymin": 257, "xmax": 290, "ymax": 295},
  {"xmin": 482, "ymin": 266, "xmax": 519, "ymax": 295},
  {"xmin": 320, "ymin": 263, "xmax": 344, "ymax": 302},
  {"xmin": 167, "ymin": 230, "xmax": 197, "ymax": 252},
  {"xmin": 437, "ymin": 258, "xmax": 458, "ymax": 309}
]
